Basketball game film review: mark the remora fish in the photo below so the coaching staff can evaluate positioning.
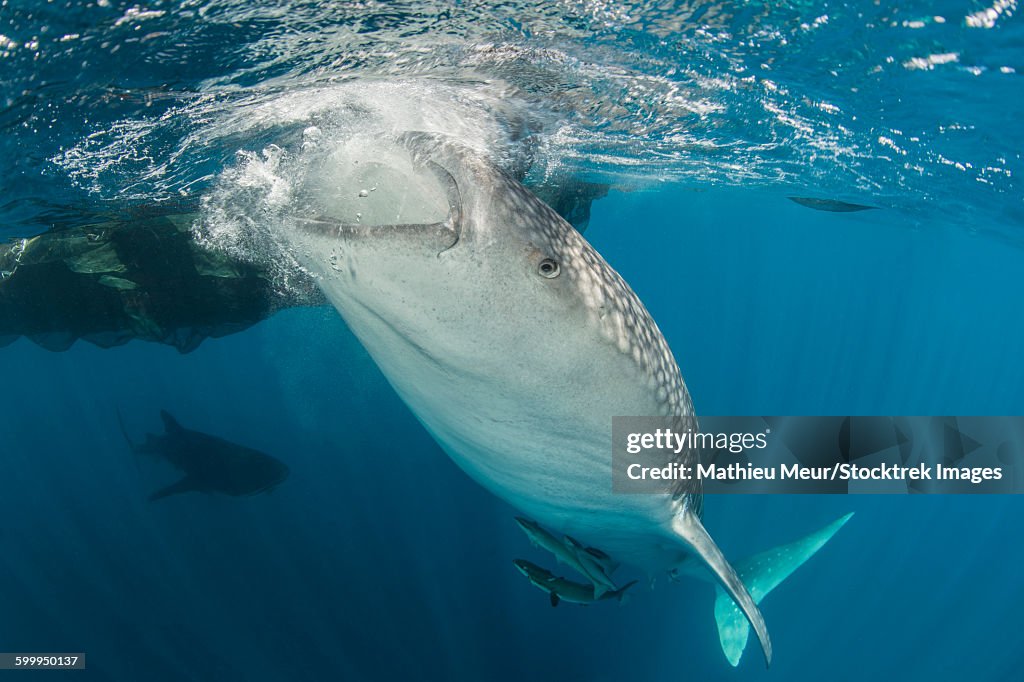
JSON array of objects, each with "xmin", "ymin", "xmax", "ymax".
[
  {"xmin": 284, "ymin": 132, "xmax": 850, "ymax": 666},
  {"xmin": 515, "ymin": 516, "xmax": 617, "ymax": 596},
  {"xmin": 578, "ymin": 544, "xmax": 619, "ymax": 576},
  {"xmin": 513, "ymin": 559, "xmax": 636, "ymax": 607},
  {"xmin": 563, "ymin": 534, "xmax": 620, "ymax": 586},
  {"xmin": 119, "ymin": 410, "xmax": 290, "ymax": 501}
]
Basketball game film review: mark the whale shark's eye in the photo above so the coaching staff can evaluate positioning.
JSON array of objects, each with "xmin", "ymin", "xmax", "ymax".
[{"xmin": 538, "ymin": 258, "xmax": 560, "ymax": 279}]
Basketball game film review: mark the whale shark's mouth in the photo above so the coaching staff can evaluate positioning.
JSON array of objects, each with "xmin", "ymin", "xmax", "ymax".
[{"xmin": 295, "ymin": 136, "xmax": 463, "ymax": 254}]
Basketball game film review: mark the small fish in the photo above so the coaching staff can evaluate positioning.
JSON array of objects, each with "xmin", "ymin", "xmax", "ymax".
[
  {"xmin": 788, "ymin": 196, "xmax": 878, "ymax": 212},
  {"xmin": 582, "ymin": 545, "xmax": 619, "ymax": 575},
  {"xmin": 514, "ymin": 517, "xmax": 618, "ymax": 596},
  {"xmin": 513, "ymin": 559, "xmax": 636, "ymax": 607},
  {"xmin": 563, "ymin": 534, "xmax": 620, "ymax": 594}
]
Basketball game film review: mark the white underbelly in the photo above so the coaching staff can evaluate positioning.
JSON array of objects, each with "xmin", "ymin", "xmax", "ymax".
[
  {"xmin": 321, "ymin": 282, "xmax": 686, "ymax": 571},
  {"xmin": 363, "ymin": 327, "xmax": 681, "ymax": 569}
]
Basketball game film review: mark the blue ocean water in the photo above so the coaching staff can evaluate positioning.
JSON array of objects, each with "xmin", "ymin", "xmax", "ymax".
[{"xmin": 2, "ymin": 1, "xmax": 1024, "ymax": 680}]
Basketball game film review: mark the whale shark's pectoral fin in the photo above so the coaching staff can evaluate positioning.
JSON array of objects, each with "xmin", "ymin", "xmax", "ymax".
[
  {"xmin": 149, "ymin": 476, "xmax": 199, "ymax": 501},
  {"xmin": 549, "ymin": 593, "xmax": 560, "ymax": 607},
  {"xmin": 671, "ymin": 509, "xmax": 773, "ymax": 668},
  {"xmin": 713, "ymin": 512, "xmax": 854, "ymax": 666}
]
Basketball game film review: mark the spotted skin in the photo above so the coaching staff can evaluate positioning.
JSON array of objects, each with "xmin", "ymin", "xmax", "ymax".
[{"xmin": 497, "ymin": 174, "xmax": 693, "ymax": 418}]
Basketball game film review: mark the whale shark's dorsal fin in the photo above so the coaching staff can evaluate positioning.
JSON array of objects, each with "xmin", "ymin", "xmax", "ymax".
[
  {"xmin": 671, "ymin": 508, "xmax": 773, "ymax": 668},
  {"xmin": 160, "ymin": 410, "xmax": 184, "ymax": 435}
]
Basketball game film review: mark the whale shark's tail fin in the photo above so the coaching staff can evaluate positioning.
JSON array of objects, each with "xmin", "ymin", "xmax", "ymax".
[
  {"xmin": 713, "ymin": 512, "xmax": 854, "ymax": 666},
  {"xmin": 671, "ymin": 509, "xmax": 774, "ymax": 667}
]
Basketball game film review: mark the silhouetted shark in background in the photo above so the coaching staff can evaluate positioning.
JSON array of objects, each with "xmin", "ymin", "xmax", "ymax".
[{"xmin": 119, "ymin": 410, "xmax": 290, "ymax": 501}]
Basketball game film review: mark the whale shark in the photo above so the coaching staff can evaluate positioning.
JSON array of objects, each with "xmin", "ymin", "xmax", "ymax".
[
  {"xmin": 281, "ymin": 131, "xmax": 851, "ymax": 666},
  {"xmin": 119, "ymin": 410, "xmax": 290, "ymax": 501}
]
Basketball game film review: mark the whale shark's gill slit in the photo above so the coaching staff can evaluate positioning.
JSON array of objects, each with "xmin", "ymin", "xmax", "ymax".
[{"xmin": 346, "ymin": 295, "xmax": 457, "ymax": 374}]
